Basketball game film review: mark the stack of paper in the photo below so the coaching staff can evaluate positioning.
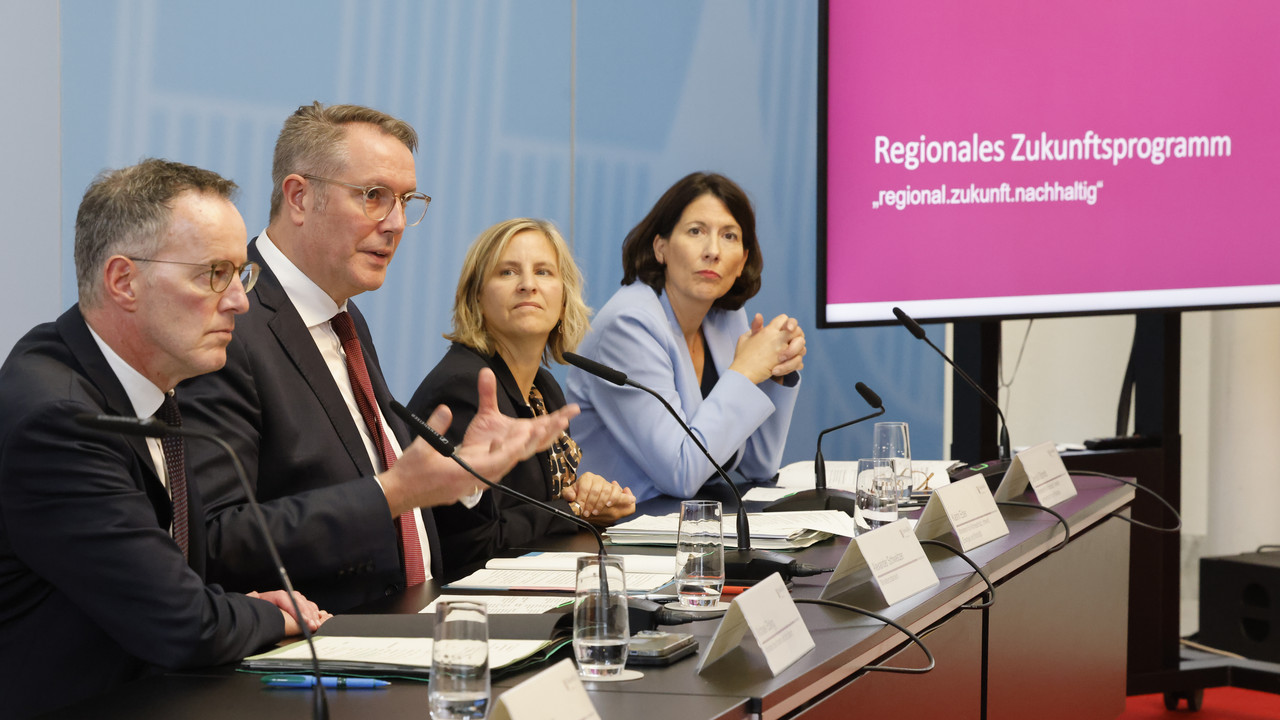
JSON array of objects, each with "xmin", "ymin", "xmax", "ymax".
[
  {"xmin": 603, "ymin": 510, "xmax": 856, "ymax": 550},
  {"xmin": 443, "ymin": 551, "xmax": 675, "ymax": 592},
  {"xmin": 243, "ymin": 635, "xmax": 552, "ymax": 677}
]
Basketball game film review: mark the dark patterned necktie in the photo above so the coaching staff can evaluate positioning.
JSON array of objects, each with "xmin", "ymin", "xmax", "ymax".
[
  {"xmin": 528, "ymin": 386, "xmax": 581, "ymax": 497},
  {"xmin": 154, "ymin": 393, "xmax": 189, "ymax": 561},
  {"xmin": 330, "ymin": 310, "xmax": 426, "ymax": 585}
]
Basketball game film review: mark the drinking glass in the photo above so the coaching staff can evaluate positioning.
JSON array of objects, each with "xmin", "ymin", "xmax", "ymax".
[
  {"xmin": 573, "ymin": 555, "xmax": 629, "ymax": 678},
  {"xmin": 873, "ymin": 421, "xmax": 913, "ymax": 502},
  {"xmin": 855, "ymin": 458, "xmax": 898, "ymax": 535},
  {"xmin": 675, "ymin": 500, "xmax": 725, "ymax": 608},
  {"xmin": 429, "ymin": 600, "xmax": 490, "ymax": 720}
]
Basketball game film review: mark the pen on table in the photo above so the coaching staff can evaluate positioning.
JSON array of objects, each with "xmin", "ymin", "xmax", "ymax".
[
  {"xmin": 262, "ymin": 674, "xmax": 389, "ymax": 689},
  {"xmin": 720, "ymin": 585, "xmax": 749, "ymax": 597}
]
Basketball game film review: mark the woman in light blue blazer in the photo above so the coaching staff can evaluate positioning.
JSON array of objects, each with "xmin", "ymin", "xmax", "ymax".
[{"xmin": 566, "ymin": 172, "xmax": 805, "ymax": 502}]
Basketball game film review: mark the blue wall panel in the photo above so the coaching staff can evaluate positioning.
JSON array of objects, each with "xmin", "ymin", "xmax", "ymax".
[{"xmin": 60, "ymin": 0, "xmax": 945, "ymax": 471}]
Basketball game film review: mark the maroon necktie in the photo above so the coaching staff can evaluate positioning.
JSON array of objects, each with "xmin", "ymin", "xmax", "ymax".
[
  {"xmin": 330, "ymin": 311, "xmax": 427, "ymax": 585},
  {"xmin": 155, "ymin": 393, "xmax": 189, "ymax": 561}
]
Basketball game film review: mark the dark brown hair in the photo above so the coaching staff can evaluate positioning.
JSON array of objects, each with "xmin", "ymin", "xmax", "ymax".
[{"xmin": 620, "ymin": 172, "xmax": 763, "ymax": 311}]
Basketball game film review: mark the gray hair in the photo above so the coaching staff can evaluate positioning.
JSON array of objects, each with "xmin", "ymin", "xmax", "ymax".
[{"xmin": 74, "ymin": 158, "xmax": 237, "ymax": 307}]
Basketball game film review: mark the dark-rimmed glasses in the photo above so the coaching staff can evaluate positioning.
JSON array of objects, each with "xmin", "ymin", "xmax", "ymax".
[
  {"xmin": 301, "ymin": 174, "xmax": 431, "ymax": 226},
  {"xmin": 128, "ymin": 258, "xmax": 260, "ymax": 293}
]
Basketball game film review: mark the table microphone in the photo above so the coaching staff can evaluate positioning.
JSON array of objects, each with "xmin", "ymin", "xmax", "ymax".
[
  {"xmin": 891, "ymin": 307, "xmax": 1012, "ymax": 482},
  {"xmin": 387, "ymin": 401, "xmax": 707, "ymax": 629},
  {"xmin": 564, "ymin": 352, "xmax": 824, "ymax": 584},
  {"xmin": 763, "ymin": 381, "xmax": 885, "ymax": 514},
  {"xmin": 73, "ymin": 413, "xmax": 329, "ymax": 720}
]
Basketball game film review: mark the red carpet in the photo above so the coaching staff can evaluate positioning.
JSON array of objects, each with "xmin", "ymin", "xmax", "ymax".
[{"xmin": 1122, "ymin": 688, "xmax": 1280, "ymax": 719}]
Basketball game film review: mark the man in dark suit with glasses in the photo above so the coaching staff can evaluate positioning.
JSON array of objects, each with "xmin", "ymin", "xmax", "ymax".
[{"xmin": 179, "ymin": 102, "xmax": 576, "ymax": 612}]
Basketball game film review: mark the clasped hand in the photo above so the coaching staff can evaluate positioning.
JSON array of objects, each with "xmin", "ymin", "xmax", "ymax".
[{"xmin": 729, "ymin": 313, "xmax": 806, "ymax": 385}]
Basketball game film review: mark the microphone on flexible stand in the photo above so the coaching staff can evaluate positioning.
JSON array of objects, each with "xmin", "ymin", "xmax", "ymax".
[
  {"xmin": 891, "ymin": 307, "xmax": 1012, "ymax": 484},
  {"xmin": 763, "ymin": 382, "xmax": 885, "ymax": 514},
  {"xmin": 387, "ymin": 401, "xmax": 706, "ymax": 629},
  {"xmin": 73, "ymin": 413, "xmax": 329, "ymax": 720},
  {"xmin": 563, "ymin": 352, "xmax": 826, "ymax": 584}
]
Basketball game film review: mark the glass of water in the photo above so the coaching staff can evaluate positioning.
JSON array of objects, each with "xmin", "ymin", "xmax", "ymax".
[
  {"xmin": 675, "ymin": 500, "xmax": 725, "ymax": 608},
  {"xmin": 855, "ymin": 458, "xmax": 898, "ymax": 535},
  {"xmin": 574, "ymin": 555, "xmax": 629, "ymax": 678},
  {"xmin": 873, "ymin": 421, "xmax": 913, "ymax": 502},
  {"xmin": 429, "ymin": 600, "xmax": 490, "ymax": 720}
]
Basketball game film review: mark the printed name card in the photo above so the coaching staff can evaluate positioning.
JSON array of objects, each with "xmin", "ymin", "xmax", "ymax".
[
  {"xmin": 491, "ymin": 659, "xmax": 600, "ymax": 720},
  {"xmin": 697, "ymin": 572, "xmax": 815, "ymax": 676},
  {"xmin": 914, "ymin": 475, "xmax": 1010, "ymax": 551},
  {"xmin": 994, "ymin": 441, "xmax": 1078, "ymax": 507},
  {"xmin": 822, "ymin": 518, "xmax": 939, "ymax": 606}
]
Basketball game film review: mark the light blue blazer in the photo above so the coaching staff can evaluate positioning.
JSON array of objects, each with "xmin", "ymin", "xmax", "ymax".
[{"xmin": 566, "ymin": 283, "xmax": 800, "ymax": 502}]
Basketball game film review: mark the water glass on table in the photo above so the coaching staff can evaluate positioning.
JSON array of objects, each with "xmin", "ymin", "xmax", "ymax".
[
  {"xmin": 675, "ymin": 499, "xmax": 725, "ymax": 608},
  {"xmin": 574, "ymin": 555, "xmax": 630, "ymax": 678},
  {"xmin": 855, "ymin": 458, "xmax": 899, "ymax": 535},
  {"xmin": 430, "ymin": 600, "xmax": 490, "ymax": 720},
  {"xmin": 873, "ymin": 421, "xmax": 913, "ymax": 503}
]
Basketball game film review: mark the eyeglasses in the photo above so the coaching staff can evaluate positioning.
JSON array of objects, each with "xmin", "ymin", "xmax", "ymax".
[
  {"xmin": 128, "ymin": 258, "xmax": 260, "ymax": 293},
  {"xmin": 301, "ymin": 174, "xmax": 431, "ymax": 226}
]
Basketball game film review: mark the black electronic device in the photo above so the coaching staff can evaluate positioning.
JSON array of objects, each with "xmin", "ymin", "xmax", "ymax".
[{"xmin": 626, "ymin": 630, "xmax": 698, "ymax": 666}]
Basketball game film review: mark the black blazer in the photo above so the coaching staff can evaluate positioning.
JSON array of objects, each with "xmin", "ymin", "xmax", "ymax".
[
  {"xmin": 179, "ymin": 240, "xmax": 443, "ymax": 613},
  {"xmin": 407, "ymin": 343, "xmax": 577, "ymax": 579},
  {"xmin": 0, "ymin": 307, "xmax": 281, "ymax": 718}
]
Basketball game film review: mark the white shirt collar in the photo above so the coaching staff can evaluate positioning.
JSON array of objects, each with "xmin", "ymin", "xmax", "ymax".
[
  {"xmin": 84, "ymin": 323, "xmax": 167, "ymax": 419},
  {"xmin": 255, "ymin": 230, "xmax": 348, "ymax": 327}
]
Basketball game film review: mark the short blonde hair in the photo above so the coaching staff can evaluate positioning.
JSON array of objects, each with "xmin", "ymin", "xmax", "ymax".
[{"xmin": 447, "ymin": 218, "xmax": 591, "ymax": 364}]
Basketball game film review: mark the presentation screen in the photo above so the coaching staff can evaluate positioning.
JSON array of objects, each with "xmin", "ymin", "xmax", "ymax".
[{"xmin": 820, "ymin": 0, "xmax": 1280, "ymax": 327}]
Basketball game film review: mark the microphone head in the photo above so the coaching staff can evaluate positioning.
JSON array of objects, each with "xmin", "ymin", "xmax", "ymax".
[
  {"xmin": 563, "ymin": 352, "xmax": 628, "ymax": 386},
  {"xmin": 892, "ymin": 306, "xmax": 928, "ymax": 340},
  {"xmin": 854, "ymin": 382, "xmax": 883, "ymax": 410},
  {"xmin": 74, "ymin": 413, "xmax": 175, "ymax": 439},
  {"xmin": 388, "ymin": 401, "xmax": 454, "ymax": 456}
]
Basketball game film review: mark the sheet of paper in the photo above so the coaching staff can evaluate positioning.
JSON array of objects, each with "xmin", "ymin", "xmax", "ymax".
[
  {"xmin": 445, "ymin": 568, "xmax": 672, "ymax": 592},
  {"xmin": 249, "ymin": 636, "xmax": 549, "ymax": 671},
  {"xmin": 607, "ymin": 510, "xmax": 852, "ymax": 539},
  {"xmin": 484, "ymin": 552, "xmax": 674, "ymax": 575},
  {"xmin": 491, "ymin": 659, "xmax": 600, "ymax": 720},
  {"xmin": 776, "ymin": 460, "xmax": 959, "ymax": 492},
  {"xmin": 420, "ymin": 595, "xmax": 572, "ymax": 615},
  {"xmin": 742, "ymin": 486, "xmax": 804, "ymax": 502}
]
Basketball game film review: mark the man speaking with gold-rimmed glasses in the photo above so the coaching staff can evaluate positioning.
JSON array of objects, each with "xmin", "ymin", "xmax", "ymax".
[{"xmin": 179, "ymin": 102, "xmax": 577, "ymax": 612}]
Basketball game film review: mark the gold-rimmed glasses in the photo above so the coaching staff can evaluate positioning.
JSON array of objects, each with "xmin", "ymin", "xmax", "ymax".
[
  {"xmin": 301, "ymin": 174, "xmax": 431, "ymax": 226},
  {"xmin": 128, "ymin": 258, "xmax": 260, "ymax": 293}
]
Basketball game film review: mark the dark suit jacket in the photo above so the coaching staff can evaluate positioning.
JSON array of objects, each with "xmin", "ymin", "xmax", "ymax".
[
  {"xmin": 0, "ymin": 307, "xmax": 282, "ymax": 719},
  {"xmin": 407, "ymin": 343, "xmax": 577, "ymax": 579},
  {"xmin": 179, "ymin": 240, "xmax": 443, "ymax": 612}
]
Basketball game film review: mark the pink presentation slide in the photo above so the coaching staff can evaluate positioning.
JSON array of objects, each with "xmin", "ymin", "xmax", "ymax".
[{"xmin": 825, "ymin": 0, "xmax": 1280, "ymax": 323}]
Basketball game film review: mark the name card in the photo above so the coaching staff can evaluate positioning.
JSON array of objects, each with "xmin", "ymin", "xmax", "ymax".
[
  {"xmin": 914, "ymin": 475, "xmax": 1009, "ymax": 551},
  {"xmin": 822, "ymin": 518, "xmax": 939, "ymax": 606},
  {"xmin": 994, "ymin": 441, "xmax": 1078, "ymax": 507},
  {"xmin": 491, "ymin": 659, "xmax": 600, "ymax": 720},
  {"xmin": 697, "ymin": 572, "xmax": 815, "ymax": 676}
]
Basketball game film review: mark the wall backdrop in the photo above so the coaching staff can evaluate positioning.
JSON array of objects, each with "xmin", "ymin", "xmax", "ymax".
[{"xmin": 61, "ymin": 0, "xmax": 946, "ymax": 468}]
